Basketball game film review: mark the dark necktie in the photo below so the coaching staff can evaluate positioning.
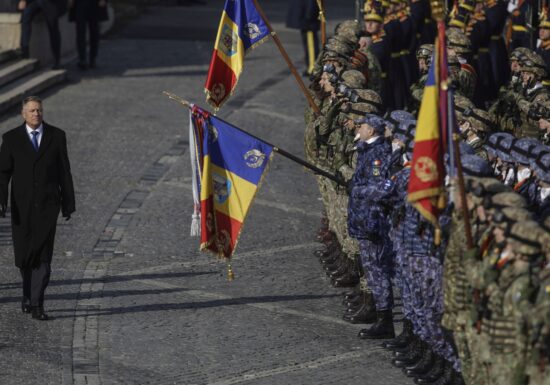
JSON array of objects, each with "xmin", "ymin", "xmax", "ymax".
[{"xmin": 31, "ymin": 131, "xmax": 39, "ymax": 151}]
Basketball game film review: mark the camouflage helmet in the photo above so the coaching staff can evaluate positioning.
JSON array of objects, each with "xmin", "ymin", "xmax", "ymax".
[
  {"xmin": 340, "ymin": 69, "xmax": 367, "ymax": 89},
  {"xmin": 335, "ymin": 20, "xmax": 362, "ymax": 43},
  {"xmin": 463, "ymin": 107, "xmax": 494, "ymax": 132},
  {"xmin": 484, "ymin": 192, "xmax": 527, "ymax": 211},
  {"xmin": 491, "ymin": 208, "xmax": 534, "ymax": 235},
  {"xmin": 520, "ymin": 51, "xmax": 547, "ymax": 79},
  {"xmin": 321, "ymin": 50, "xmax": 349, "ymax": 68},
  {"xmin": 346, "ymin": 101, "xmax": 380, "ymax": 120},
  {"xmin": 446, "ymin": 28, "xmax": 471, "ymax": 56},
  {"xmin": 326, "ymin": 36, "xmax": 354, "ymax": 56},
  {"xmin": 507, "ymin": 221, "xmax": 544, "ymax": 256},
  {"xmin": 354, "ymin": 88, "xmax": 383, "ymax": 113},
  {"xmin": 416, "ymin": 44, "xmax": 434, "ymax": 60},
  {"xmin": 454, "ymin": 94, "xmax": 475, "ymax": 120},
  {"xmin": 510, "ymin": 47, "xmax": 531, "ymax": 62}
]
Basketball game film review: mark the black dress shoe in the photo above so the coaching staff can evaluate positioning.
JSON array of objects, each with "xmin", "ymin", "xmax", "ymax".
[
  {"xmin": 31, "ymin": 307, "xmax": 49, "ymax": 321},
  {"xmin": 21, "ymin": 303, "xmax": 31, "ymax": 313}
]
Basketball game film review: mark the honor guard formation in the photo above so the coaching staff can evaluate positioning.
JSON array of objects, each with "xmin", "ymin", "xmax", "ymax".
[{"xmin": 300, "ymin": 0, "xmax": 550, "ymax": 384}]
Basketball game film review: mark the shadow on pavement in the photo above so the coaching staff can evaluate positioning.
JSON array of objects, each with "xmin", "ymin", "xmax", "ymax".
[{"xmin": 49, "ymin": 293, "xmax": 341, "ymax": 318}]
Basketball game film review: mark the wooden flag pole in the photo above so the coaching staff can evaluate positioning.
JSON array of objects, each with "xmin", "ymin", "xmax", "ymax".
[
  {"xmin": 164, "ymin": 92, "xmax": 345, "ymax": 186},
  {"xmin": 251, "ymin": 0, "xmax": 322, "ymax": 115},
  {"xmin": 316, "ymin": 0, "xmax": 327, "ymax": 46}
]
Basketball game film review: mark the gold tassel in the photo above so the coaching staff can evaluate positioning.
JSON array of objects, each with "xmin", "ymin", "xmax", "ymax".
[
  {"xmin": 227, "ymin": 263, "xmax": 234, "ymax": 281},
  {"xmin": 434, "ymin": 228, "xmax": 441, "ymax": 246},
  {"xmin": 437, "ymin": 192, "xmax": 446, "ymax": 209}
]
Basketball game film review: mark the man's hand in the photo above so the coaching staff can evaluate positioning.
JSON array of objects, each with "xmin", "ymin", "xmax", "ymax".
[{"xmin": 18, "ymin": 0, "xmax": 26, "ymax": 11}]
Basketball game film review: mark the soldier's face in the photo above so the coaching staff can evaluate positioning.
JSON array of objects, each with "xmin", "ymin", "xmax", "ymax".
[
  {"xmin": 320, "ymin": 73, "xmax": 334, "ymax": 93},
  {"xmin": 365, "ymin": 21, "xmax": 381, "ymax": 34},
  {"xmin": 539, "ymin": 28, "xmax": 550, "ymax": 41},
  {"xmin": 510, "ymin": 60, "xmax": 520, "ymax": 73},
  {"xmin": 521, "ymin": 71, "xmax": 536, "ymax": 86},
  {"xmin": 538, "ymin": 118, "xmax": 550, "ymax": 132},
  {"xmin": 418, "ymin": 58, "xmax": 428, "ymax": 73},
  {"xmin": 22, "ymin": 101, "xmax": 43, "ymax": 129},
  {"xmin": 493, "ymin": 227, "xmax": 505, "ymax": 243}
]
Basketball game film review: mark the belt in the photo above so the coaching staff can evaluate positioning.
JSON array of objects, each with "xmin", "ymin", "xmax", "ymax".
[
  {"xmin": 491, "ymin": 35, "xmax": 501, "ymax": 40},
  {"xmin": 512, "ymin": 25, "xmax": 528, "ymax": 32}
]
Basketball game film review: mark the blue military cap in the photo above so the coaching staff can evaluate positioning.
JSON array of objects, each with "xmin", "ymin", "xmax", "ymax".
[
  {"xmin": 459, "ymin": 142, "xmax": 476, "ymax": 155},
  {"xmin": 511, "ymin": 138, "xmax": 540, "ymax": 166},
  {"xmin": 529, "ymin": 145, "xmax": 550, "ymax": 169},
  {"xmin": 494, "ymin": 134, "xmax": 516, "ymax": 163},
  {"xmin": 533, "ymin": 152, "xmax": 550, "ymax": 183},
  {"xmin": 394, "ymin": 119, "xmax": 416, "ymax": 143},
  {"xmin": 386, "ymin": 110, "xmax": 415, "ymax": 131},
  {"xmin": 485, "ymin": 132, "xmax": 514, "ymax": 158},
  {"xmin": 355, "ymin": 114, "xmax": 387, "ymax": 135},
  {"xmin": 461, "ymin": 154, "xmax": 493, "ymax": 177}
]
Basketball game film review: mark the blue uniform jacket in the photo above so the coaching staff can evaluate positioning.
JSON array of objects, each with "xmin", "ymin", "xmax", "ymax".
[{"xmin": 348, "ymin": 137, "xmax": 392, "ymax": 241}]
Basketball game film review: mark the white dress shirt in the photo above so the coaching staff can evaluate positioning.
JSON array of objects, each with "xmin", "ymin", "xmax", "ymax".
[{"xmin": 26, "ymin": 124, "xmax": 43, "ymax": 147}]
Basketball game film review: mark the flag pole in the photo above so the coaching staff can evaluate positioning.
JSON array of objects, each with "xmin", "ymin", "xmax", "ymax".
[
  {"xmin": 164, "ymin": 92, "xmax": 346, "ymax": 187},
  {"xmin": 251, "ymin": 0, "xmax": 322, "ymax": 115},
  {"xmin": 316, "ymin": 0, "xmax": 327, "ymax": 46}
]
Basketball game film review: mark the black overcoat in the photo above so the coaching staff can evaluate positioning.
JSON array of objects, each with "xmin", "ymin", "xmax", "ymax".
[
  {"xmin": 285, "ymin": 0, "xmax": 319, "ymax": 31},
  {"xmin": 0, "ymin": 122, "xmax": 75, "ymax": 268}
]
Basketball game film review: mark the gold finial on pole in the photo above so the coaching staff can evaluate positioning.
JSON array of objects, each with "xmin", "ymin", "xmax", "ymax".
[
  {"xmin": 227, "ymin": 263, "xmax": 235, "ymax": 281},
  {"xmin": 430, "ymin": 0, "xmax": 446, "ymax": 21}
]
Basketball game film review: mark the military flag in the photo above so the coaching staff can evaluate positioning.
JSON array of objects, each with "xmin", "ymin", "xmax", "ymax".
[
  {"xmin": 205, "ymin": 0, "xmax": 270, "ymax": 109},
  {"xmin": 190, "ymin": 106, "xmax": 274, "ymax": 259},
  {"xmin": 407, "ymin": 21, "xmax": 450, "ymax": 227}
]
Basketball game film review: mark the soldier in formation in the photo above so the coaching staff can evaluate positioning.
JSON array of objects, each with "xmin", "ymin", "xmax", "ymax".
[{"xmin": 303, "ymin": 1, "xmax": 550, "ymax": 384}]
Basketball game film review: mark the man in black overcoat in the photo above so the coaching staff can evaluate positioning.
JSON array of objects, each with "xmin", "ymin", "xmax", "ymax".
[
  {"xmin": 18, "ymin": 0, "xmax": 66, "ymax": 68},
  {"xmin": 0, "ymin": 96, "xmax": 75, "ymax": 320}
]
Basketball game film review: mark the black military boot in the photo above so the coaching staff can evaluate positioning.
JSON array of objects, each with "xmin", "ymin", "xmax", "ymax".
[
  {"xmin": 357, "ymin": 310, "xmax": 395, "ymax": 339},
  {"xmin": 323, "ymin": 253, "xmax": 345, "ymax": 272},
  {"xmin": 413, "ymin": 354, "xmax": 445, "ymax": 384},
  {"xmin": 392, "ymin": 336, "xmax": 423, "ymax": 368},
  {"xmin": 382, "ymin": 318, "xmax": 413, "ymax": 350},
  {"xmin": 343, "ymin": 291, "xmax": 377, "ymax": 323},
  {"xmin": 405, "ymin": 344, "xmax": 434, "ymax": 377},
  {"xmin": 328, "ymin": 257, "xmax": 350, "ymax": 279},
  {"xmin": 342, "ymin": 287, "xmax": 361, "ymax": 305}
]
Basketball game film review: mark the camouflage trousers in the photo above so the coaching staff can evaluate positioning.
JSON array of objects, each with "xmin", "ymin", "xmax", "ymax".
[
  {"xmin": 394, "ymin": 250, "xmax": 413, "ymax": 320},
  {"xmin": 359, "ymin": 238, "xmax": 394, "ymax": 310},
  {"xmin": 334, "ymin": 191, "xmax": 359, "ymax": 259},
  {"xmin": 406, "ymin": 256, "xmax": 460, "ymax": 370},
  {"xmin": 464, "ymin": 320, "xmax": 491, "ymax": 385}
]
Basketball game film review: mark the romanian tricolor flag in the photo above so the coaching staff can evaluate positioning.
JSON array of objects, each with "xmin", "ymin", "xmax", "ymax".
[
  {"xmin": 190, "ymin": 106, "xmax": 274, "ymax": 259},
  {"xmin": 407, "ymin": 21, "xmax": 450, "ymax": 227},
  {"xmin": 205, "ymin": 0, "xmax": 270, "ymax": 109}
]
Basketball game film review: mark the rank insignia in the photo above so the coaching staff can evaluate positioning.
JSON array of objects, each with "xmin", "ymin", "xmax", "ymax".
[{"xmin": 372, "ymin": 159, "xmax": 381, "ymax": 176}]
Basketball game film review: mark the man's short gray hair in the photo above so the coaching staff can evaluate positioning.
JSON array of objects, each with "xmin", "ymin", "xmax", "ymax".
[{"xmin": 22, "ymin": 96, "xmax": 42, "ymax": 109}]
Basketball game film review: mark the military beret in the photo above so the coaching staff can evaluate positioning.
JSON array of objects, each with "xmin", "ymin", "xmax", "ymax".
[
  {"xmin": 529, "ymin": 145, "xmax": 550, "ymax": 169},
  {"xmin": 533, "ymin": 152, "xmax": 550, "ymax": 183},
  {"xmin": 461, "ymin": 154, "xmax": 493, "ymax": 177},
  {"xmin": 355, "ymin": 113, "xmax": 387, "ymax": 135},
  {"xmin": 507, "ymin": 221, "xmax": 544, "ymax": 256},
  {"xmin": 511, "ymin": 138, "xmax": 540, "ymax": 166}
]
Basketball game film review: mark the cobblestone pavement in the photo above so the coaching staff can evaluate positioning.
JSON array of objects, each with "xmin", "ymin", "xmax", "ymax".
[{"xmin": 0, "ymin": 1, "xmax": 411, "ymax": 384}]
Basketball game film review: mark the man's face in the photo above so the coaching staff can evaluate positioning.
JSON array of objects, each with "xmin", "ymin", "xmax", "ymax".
[
  {"xmin": 493, "ymin": 226, "xmax": 505, "ymax": 243},
  {"xmin": 521, "ymin": 71, "xmax": 536, "ymax": 86},
  {"xmin": 539, "ymin": 28, "xmax": 550, "ymax": 41},
  {"xmin": 22, "ymin": 101, "xmax": 43, "ymax": 129},
  {"xmin": 365, "ymin": 21, "xmax": 381, "ymax": 35},
  {"xmin": 320, "ymin": 72, "xmax": 334, "ymax": 93},
  {"xmin": 538, "ymin": 118, "xmax": 550, "ymax": 132},
  {"xmin": 355, "ymin": 123, "xmax": 375, "ymax": 141},
  {"xmin": 510, "ymin": 59, "xmax": 520, "ymax": 73},
  {"xmin": 418, "ymin": 58, "xmax": 429, "ymax": 73}
]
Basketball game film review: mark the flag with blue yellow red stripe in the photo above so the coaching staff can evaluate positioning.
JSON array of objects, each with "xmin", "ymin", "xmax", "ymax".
[
  {"xmin": 205, "ymin": 0, "xmax": 270, "ymax": 109},
  {"xmin": 191, "ymin": 106, "xmax": 273, "ymax": 259}
]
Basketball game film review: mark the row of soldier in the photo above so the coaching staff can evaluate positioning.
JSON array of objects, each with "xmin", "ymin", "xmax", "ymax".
[{"xmin": 302, "ymin": 9, "xmax": 550, "ymax": 385}]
